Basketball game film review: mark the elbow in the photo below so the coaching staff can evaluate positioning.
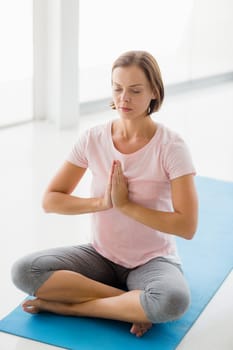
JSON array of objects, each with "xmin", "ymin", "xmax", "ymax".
[
  {"xmin": 42, "ymin": 193, "xmax": 53, "ymax": 213},
  {"xmin": 183, "ymin": 221, "xmax": 198, "ymax": 240},
  {"xmin": 184, "ymin": 229, "xmax": 196, "ymax": 240},
  {"xmin": 175, "ymin": 213, "xmax": 198, "ymax": 240},
  {"xmin": 178, "ymin": 210, "xmax": 198, "ymax": 240}
]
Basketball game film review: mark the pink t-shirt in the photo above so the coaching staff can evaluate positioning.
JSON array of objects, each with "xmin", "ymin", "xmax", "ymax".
[{"xmin": 67, "ymin": 121, "xmax": 196, "ymax": 268}]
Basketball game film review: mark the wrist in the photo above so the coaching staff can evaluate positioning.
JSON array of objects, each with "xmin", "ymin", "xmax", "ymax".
[
  {"xmin": 96, "ymin": 197, "xmax": 112, "ymax": 211},
  {"xmin": 116, "ymin": 199, "xmax": 131, "ymax": 213}
]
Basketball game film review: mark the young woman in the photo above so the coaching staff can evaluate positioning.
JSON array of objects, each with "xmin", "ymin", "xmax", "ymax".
[{"xmin": 12, "ymin": 50, "xmax": 198, "ymax": 337}]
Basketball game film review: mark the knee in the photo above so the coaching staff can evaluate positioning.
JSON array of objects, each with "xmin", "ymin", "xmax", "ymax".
[
  {"xmin": 164, "ymin": 287, "xmax": 191, "ymax": 321},
  {"xmin": 11, "ymin": 256, "xmax": 29, "ymax": 293},
  {"xmin": 11, "ymin": 255, "xmax": 37, "ymax": 296},
  {"xmin": 140, "ymin": 287, "xmax": 191, "ymax": 324}
]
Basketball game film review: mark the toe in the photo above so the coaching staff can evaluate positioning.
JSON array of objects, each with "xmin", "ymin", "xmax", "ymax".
[
  {"xmin": 130, "ymin": 324, "xmax": 137, "ymax": 334},
  {"xmin": 22, "ymin": 298, "xmax": 41, "ymax": 314}
]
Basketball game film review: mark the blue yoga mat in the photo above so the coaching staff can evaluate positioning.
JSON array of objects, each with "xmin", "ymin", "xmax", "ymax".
[{"xmin": 0, "ymin": 176, "xmax": 233, "ymax": 350}]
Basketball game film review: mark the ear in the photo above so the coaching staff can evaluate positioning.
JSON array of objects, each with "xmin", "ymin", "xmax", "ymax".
[{"xmin": 151, "ymin": 89, "xmax": 157, "ymax": 99}]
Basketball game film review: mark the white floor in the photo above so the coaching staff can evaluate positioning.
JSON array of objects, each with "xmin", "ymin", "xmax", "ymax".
[{"xmin": 0, "ymin": 81, "xmax": 233, "ymax": 349}]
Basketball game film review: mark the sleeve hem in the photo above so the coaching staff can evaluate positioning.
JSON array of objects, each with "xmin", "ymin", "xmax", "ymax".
[
  {"xmin": 66, "ymin": 159, "xmax": 88, "ymax": 169},
  {"xmin": 169, "ymin": 170, "xmax": 196, "ymax": 180}
]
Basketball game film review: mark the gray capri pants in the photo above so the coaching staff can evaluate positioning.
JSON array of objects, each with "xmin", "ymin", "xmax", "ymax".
[{"xmin": 11, "ymin": 244, "xmax": 190, "ymax": 323}]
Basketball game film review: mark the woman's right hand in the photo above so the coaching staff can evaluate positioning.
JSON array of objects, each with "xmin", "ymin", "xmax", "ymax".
[
  {"xmin": 99, "ymin": 163, "xmax": 114, "ymax": 210},
  {"xmin": 101, "ymin": 181, "xmax": 113, "ymax": 210}
]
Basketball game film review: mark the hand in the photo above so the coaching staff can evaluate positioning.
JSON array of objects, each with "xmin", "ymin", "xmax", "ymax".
[
  {"xmin": 111, "ymin": 160, "xmax": 129, "ymax": 209},
  {"xmin": 100, "ymin": 166, "xmax": 113, "ymax": 210}
]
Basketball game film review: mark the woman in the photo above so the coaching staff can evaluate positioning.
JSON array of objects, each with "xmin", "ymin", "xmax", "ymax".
[{"xmin": 12, "ymin": 50, "xmax": 198, "ymax": 337}]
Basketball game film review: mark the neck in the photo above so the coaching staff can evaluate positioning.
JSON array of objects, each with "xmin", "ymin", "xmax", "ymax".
[{"xmin": 114, "ymin": 117, "xmax": 156, "ymax": 140}]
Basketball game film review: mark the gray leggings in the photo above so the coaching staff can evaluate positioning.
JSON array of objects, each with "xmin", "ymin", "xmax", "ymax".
[{"xmin": 11, "ymin": 244, "xmax": 190, "ymax": 324}]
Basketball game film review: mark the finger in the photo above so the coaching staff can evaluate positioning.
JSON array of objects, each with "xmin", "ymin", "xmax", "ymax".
[
  {"xmin": 116, "ymin": 160, "xmax": 123, "ymax": 174},
  {"xmin": 115, "ymin": 162, "xmax": 124, "ymax": 181},
  {"xmin": 108, "ymin": 162, "xmax": 115, "ymax": 184},
  {"xmin": 112, "ymin": 163, "xmax": 119, "ymax": 185}
]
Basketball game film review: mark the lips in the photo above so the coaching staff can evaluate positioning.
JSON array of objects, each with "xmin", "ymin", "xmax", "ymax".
[{"xmin": 119, "ymin": 106, "xmax": 132, "ymax": 112}]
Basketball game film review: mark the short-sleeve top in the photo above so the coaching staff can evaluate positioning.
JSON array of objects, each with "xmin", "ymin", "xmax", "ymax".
[{"xmin": 67, "ymin": 121, "xmax": 196, "ymax": 268}]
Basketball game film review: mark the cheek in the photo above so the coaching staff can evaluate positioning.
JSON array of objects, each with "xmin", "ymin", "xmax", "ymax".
[
  {"xmin": 112, "ymin": 93, "xmax": 119, "ymax": 104},
  {"xmin": 135, "ymin": 96, "xmax": 151, "ymax": 109}
]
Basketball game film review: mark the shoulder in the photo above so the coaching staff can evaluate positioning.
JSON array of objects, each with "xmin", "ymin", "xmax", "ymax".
[
  {"xmin": 157, "ymin": 124, "xmax": 195, "ymax": 179},
  {"xmin": 84, "ymin": 122, "xmax": 109, "ymax": 141},
  {"xmin": 67, "ymin": 122, "xmax": 110, "ymax": 167},
  {"xmin": 74, "ymin": 122, "xmax": 109, "ymax": 145},
  {"xmin": 156, "ymin": 123, "xmax": 184, "ymax": 146}
]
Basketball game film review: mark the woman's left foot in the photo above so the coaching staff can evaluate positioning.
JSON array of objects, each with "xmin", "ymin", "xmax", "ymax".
[{"xmin": 130, "ymin": 322, "xmax": 152, "ymax": 337}]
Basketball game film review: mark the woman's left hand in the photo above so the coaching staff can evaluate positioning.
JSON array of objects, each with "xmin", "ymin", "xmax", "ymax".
[{"xmin": 111, "ymin": 160, "xmax": 129, "ymax": 209}]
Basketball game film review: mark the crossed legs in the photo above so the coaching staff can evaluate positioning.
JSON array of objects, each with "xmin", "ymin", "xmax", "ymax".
[
  {"xmin": 12, "ymin": 244, "xmax": 190, "ymax": 337},
  {"xmin": 12, "ymin": 245, "xmax": 152, "ymax": 336},
  {"xmin": 22, "ymin": 270, "xmax": 151, "ymax": 337}
]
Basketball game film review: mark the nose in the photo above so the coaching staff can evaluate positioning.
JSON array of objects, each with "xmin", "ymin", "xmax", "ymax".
[{"xmin": 120, "ymin": 90, "xmax": 130, "ymax": 102}]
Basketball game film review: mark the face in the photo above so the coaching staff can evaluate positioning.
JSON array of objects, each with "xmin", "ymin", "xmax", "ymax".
[{"xmin": 112, "ymin": 65, "xmax": 155, "ymax": 120}]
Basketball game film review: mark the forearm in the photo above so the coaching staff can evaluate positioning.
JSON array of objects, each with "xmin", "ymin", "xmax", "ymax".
[
  {"xmin": 42, "ymin": 192, "xmax": 105, "ymax": 215},
  {"xmin": 119, "ymin": 201, "xmax": 197, "ymax": 239}
]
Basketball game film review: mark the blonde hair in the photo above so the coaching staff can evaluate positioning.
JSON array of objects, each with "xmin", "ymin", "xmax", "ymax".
[{"xmin": 110, "ymin": 50, "xmax": 164, "ymax": 114}]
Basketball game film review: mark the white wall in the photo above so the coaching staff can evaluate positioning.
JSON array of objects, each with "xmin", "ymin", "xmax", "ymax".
[
  {"xmin": 33, "ymin": 0, "xmax": 48, "ymax": 121},
  {"xmin": 79, "ymin": 0, "xmax": 233, "ymax": 102},
  {"xmin": 0, "ymin": 0, "xmax": 32, "ymax": 126},
  {"xmin": 0, "ymin": 80, "xmax": 32, "ymax": 127},
  {"xmin": 190, "ymin": 0, "xmax": 233, "ymax": 78}
]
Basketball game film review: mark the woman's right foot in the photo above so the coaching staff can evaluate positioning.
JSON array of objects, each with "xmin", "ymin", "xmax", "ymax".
[{"xmin": 22, "ymin": 298, "xmax": 74, "ymax": 315}]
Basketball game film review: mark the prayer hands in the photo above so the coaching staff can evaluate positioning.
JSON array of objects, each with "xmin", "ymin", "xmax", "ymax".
[
  {"xmin": 101, "ymin": 160, "xmax": 129, "ymax": 211},
  {"xmin": 111, "ymin": 160, "xmax": 129, "ymax": 209}
]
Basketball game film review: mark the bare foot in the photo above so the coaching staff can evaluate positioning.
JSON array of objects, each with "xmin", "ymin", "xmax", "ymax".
[
  {"xmin": 130, "ymin": 322, "xmax": 152, "ymax": 337},
  {"xmin": 22, "ymin": 299, "xmax": 152, "ymax": 337},
  {"xmin": 22, "ymin": 299, "xmax": 41, "ymax": 314},
  {"xmin": 22, "ymin": 298, "xmax": 74, "ymax": 316}
]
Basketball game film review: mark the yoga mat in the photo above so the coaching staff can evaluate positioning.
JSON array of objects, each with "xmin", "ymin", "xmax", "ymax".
[{"xmin": 0, "ymin": 176, "xmax": 233, "ymax": 350}]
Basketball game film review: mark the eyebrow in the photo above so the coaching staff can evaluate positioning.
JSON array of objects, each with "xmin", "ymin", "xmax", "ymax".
[{"xmin": 113, "ymin": 82, "xmax": 144, "ymax": 87}]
